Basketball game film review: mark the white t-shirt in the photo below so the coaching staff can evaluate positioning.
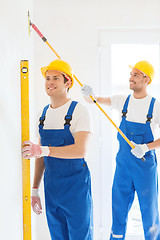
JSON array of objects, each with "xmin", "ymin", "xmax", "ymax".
[
  {"xmin": 41, "ymin": 99, "xmax": 92, "ymax": 137},
  {"xmin": 110, "ymin": 94, "xmax": 160, "ymax": 135}
]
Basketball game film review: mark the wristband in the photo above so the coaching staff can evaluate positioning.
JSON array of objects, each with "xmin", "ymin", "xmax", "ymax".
[
  {"xmin": 32, "ymin": 188, "xmax": 39, "ymax": 196},
  {"xmin": 142, "ymin": 144, "xmax": 149, "ymax": 152},
  {"xmin": 40, "ymin": 146, "xmax": 50, "ymax": 157}
]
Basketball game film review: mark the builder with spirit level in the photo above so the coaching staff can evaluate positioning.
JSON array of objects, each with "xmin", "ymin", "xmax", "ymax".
[
  {"xmin": 81, "ymin": 60, "xmax": 160, "ymax": 240},
  {"xmin": 22, "ymin": 59, "xmax": 93, "ymax": 240}
]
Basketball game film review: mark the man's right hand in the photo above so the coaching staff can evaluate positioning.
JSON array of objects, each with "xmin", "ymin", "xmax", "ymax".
[
  {"xmin": 31, "ymin": 188, "xmax": 42, "ymax": 215},
  {"xmin": 81, "ymin": 84, "xmax": 94, "ymax": 97}
]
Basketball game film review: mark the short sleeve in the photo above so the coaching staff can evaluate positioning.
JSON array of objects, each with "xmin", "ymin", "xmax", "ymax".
[
  {"xmin": 110, "ymin": 95, "xmax": 128, "ymax": 112},
  {"xmin": 72, "ymin": 103, "xmax": 92, "ymax": 133},
  {"xmin": 153, "ymin": 100, "xmax": 160, "ymax": 127}
]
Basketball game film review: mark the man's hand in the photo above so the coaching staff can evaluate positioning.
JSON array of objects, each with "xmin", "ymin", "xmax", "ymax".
[
  {"xmin": 81, "ymin": 84, "xmax": 94, "ymax": 97},
  {"xmin": 22, "ymin": 140, "xmax": 50, "ymax": 159},
  {"xmin": 131, "ymin": 141, "xmax": 149, "ymax": 158},
  {"xmin": 31, "ymin": 188, "xmax": 42, "ymax": 215}
]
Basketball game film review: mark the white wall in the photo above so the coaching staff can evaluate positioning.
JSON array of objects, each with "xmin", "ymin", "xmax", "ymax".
[
  {"xmin": 1, "ymin": 0, "xmax": 160, "ymax": 240},
  {"xmin": 0, "ymin": 1, "xmax": 33, "ymax": 240}
]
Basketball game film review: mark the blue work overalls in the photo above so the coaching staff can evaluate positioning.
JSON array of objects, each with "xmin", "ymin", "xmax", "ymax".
[
  {"xmin": 110, "ymin": 95, "xmax": 160, "ymax": 240},
  {"xmin": 39, "ymin": 101, "xmax": 93, "ymax": 240}
]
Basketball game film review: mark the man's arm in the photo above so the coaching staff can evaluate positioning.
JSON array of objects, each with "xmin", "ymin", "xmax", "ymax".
[
  {"xmin": 32, "ymin": 157, "xmax": 45, "ymax": 188},
  {"xmin": 81, "ymin": 84, "xmax": 111, "ymax": 105},
  {"xmin": 147, "ymin": 138, "xmax": 160, "ymax": 150},
  {"xmin": 96, "ymin": 97, "xmax": 111, "ymax": 106},
  {"xmin": 84, "ymin": 96, "xmax": 111, "ymax": 105},
  {"xmin": 22, "ymin": 131, "xmax": 91, "ymax": 159},
  {"xmin": 49, "ymin": 131, "xmax": 90, "ymax": 159},
  {"xmin": 131, "ymin": 138, "xmax": 160, "ymax": 159}
]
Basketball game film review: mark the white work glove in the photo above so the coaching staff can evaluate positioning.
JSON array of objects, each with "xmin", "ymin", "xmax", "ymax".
[
  {"xmin": 22, "ymin": 140, "xmax": 50, "ymax": 159},
  {"xmin": 131, "ymin": 141, "xmax": 149, "ymax": 158},
  {"xmin": 81, "ymin": 84, "xmax": 94, "ymax": 97},
  {"xmin": 31, "ymin": 188, "xmax": 42, "ymax": 215}
]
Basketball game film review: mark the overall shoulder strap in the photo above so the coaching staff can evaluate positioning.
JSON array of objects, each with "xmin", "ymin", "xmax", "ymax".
[
  {"xmin": 146, "ymin": 97, "xmax": 156, "ymax": 123},
  {"xmin": 64, "ymin": 101, "xmax": 78, "ymax": 128},
  {"xmin": 122, "ymin": 95, "xmax": 131, "ymax": 118},
  {"xmin": 39, "ymin": 104, "xmax": 50, "ymax": 127}
]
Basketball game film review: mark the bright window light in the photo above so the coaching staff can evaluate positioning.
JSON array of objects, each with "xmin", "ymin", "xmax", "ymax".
[{"xmin": 111, "ymin": 44, "xmax": 159, "ymax": 90}]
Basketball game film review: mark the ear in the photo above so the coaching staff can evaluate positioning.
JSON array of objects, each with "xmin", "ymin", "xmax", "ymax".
[
  {"xmin": 65, "ymin": 78, "xmax": 72, "ymax": 89},
  {"xmin": 145, "ymin": 76, "xmax": 150, "ymax": 85}
]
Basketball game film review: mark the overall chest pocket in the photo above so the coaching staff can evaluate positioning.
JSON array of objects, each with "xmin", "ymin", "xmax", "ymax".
[
  {"xmin": 40, "ymin": 129, "xmax": 66, "ymax": 147},
  {"xmin": 129, "ymin": 129, "xmax": 146, "ymax": 144},
  {"xmin": 41, "ymin": 135, "xmax": 65, "ymax": 147}
]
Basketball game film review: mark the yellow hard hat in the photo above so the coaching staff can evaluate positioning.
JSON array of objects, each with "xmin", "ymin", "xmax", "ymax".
[
  {"xmin": 129, "ymin": 60, "xmax": 155, "ymax": 84},
  {"xmin": 41, "ymin": 59, "xmax": 74, "ymax": 89}
]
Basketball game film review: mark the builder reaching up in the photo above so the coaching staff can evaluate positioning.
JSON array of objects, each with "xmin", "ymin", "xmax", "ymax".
[
  {"xmin": 81, "ymin": 60, "xmax": 160, "ymax": 240},
  {"xmin": 22, "ymin": 59, "xmax": 93, "ymax": 240}
]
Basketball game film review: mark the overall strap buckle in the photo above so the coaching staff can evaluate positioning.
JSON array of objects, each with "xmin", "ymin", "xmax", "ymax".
[
  {"xmin": 39, "ymin": 116, "xmax": 45, "ymax": 126},
  {"xmin": 146, "ymin": 97, "xmax": 156, "ymax": 123},
  {"xmin": 39, "ymin": 104, "xmax": 50, "ymax": 127},
  {"xmin": 121, "ymin": 95, "xmax": 130, "ymax": 118},
  {"xmin": 122, "ymin": 110, "xmax": 127, "ymax": 117},
  {"xmin": 64, "ymin": 115, "xmax": 72, "ymax": 126},
  {"xmin": 63, "ymin": 101, "xmax": 78, "ymax": 128},
  {"xmin": 146, "ymin": 114, "xmax": 152, "ymax": 123}
]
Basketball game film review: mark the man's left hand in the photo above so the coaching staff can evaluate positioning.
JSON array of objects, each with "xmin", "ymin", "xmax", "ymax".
[{"xmin": 131, "ymin": 141, "xmax": 149, "ymax": 158}]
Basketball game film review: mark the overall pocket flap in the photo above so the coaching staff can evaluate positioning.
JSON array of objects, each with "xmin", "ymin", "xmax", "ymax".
[
  {"xmin": 130, "ymin": 129, "xmax": 145, "ymax": 136},
  {"xmin": 47, "ymin": 138, "xmax": 65, "ymax": 147}
]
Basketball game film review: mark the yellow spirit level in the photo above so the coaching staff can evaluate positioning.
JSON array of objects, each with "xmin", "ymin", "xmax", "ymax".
[{"xmin": 21, "ymin": 60, "xmax": 32, "ymax": 240}]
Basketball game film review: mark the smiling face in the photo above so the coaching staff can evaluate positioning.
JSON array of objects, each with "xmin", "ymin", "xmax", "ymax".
[
  {"xmin": 129, "ymin": 68, "xmax": 150, "ymax": 93},
  {"xmin": 45, "ymin": 70, "xmax": 71, "ymax": 97}
]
